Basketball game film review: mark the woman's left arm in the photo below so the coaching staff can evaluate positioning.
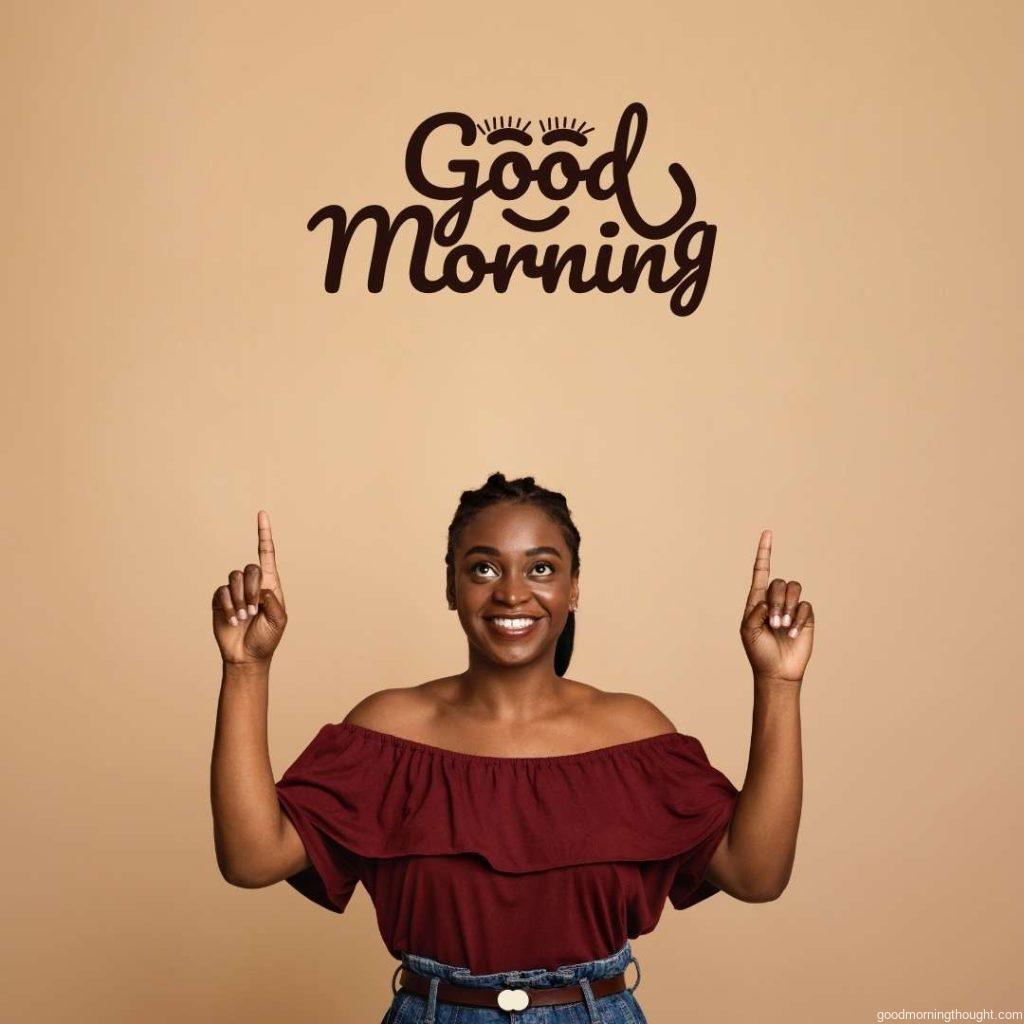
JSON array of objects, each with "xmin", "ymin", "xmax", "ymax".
[{"xmin": 705, "ymin": 529, "xmax": 813, "ymax": 902}]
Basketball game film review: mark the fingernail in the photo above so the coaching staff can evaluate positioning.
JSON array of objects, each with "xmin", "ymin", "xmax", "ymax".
[
  {"xmin": 247, "ymin": 604, "xmax": 257, "ymax": 616},
  {"xmin": 788, "ymin": 627, "xmax": 798, "ymax": 638},
  {"xmin": 782, "ymin": 614, "xmax": 791, "ymax": 627},
  {"xmin": 230, "ymin": 615, "xmax": 238, "ymax": 626},
  {"xmin": 770, "ymin": 614, "xmax": 781, "ymax": 628},
  {"xmin": 238, "ymin": 608, "xmax": 247, "ymax": 620}
]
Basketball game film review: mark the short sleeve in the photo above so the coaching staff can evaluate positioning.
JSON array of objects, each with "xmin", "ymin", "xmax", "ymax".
[
  {"xmin": 274, "ymin": 724, "xmax": 362, "ymax": 914},
  {"xmin": 666, "ymin": 735, "xmax": 740, "ymax": 910}
]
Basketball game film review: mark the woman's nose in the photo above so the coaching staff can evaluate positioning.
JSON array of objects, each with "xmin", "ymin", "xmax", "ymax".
[{"xmin": 493, "ymin": 580, "xmax": 530, "ymax": 605}]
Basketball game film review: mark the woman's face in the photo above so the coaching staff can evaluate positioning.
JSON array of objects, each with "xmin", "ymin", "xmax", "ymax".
[{"xmin": 448, "ymin": 501, "xmax": 579, "ymax": 670}]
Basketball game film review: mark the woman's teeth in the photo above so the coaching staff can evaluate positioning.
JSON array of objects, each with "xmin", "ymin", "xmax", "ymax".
[{"xmin": 487, "ymin": 616, "xmax": 540, "ymax": 636}]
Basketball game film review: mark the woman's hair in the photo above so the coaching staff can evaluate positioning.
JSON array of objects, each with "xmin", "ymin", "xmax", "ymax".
[{"xmin": 445, "ymin": 472, "xmax": 581, "ymax": 677}]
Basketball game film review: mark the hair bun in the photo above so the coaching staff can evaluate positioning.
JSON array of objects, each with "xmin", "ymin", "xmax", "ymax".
[{"xmin": 485, "ymin": 471, "xmax": 507, "ymax": 486}]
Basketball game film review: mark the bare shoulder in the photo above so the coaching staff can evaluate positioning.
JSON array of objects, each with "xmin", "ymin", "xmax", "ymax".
[
  {"xmin": 342, "ymin": 675, "xmax": 466, "ymax": 734},
  {"xmin": 341, "ymin": 681, "xmax": 439, "ymax": 733},
  {"xmin": 564, "ymin": 680, "xmax": 677, "ymax": 742},
  {"xmin": 602, "ymin": 688, "xmax": 675, "ymax": 737}
]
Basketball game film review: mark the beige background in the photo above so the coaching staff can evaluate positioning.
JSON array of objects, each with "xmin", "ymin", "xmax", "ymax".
[{"xmin": 4, "ymin": 1, "xmax": 1021, "ymax": 1021}]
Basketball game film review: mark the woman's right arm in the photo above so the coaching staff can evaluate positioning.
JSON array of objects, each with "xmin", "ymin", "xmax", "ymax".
[
  {"xmin": 211, "ymin": 661, "xmax": 308, "ymax": 887},
  {"xmin": 209, "ymin": 511, "xmax": 305, "ymax": 888}
]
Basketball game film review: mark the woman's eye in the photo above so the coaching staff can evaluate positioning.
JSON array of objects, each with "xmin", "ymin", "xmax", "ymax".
[{"xmin": 470, "ymin": 561, "xmax": 554, "ymax": 578}]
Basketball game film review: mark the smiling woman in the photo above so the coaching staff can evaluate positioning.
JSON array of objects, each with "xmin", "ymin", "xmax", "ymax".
[{"xmin": 212, "ymin": 472, "xmax": 809, "ymax": 1024}]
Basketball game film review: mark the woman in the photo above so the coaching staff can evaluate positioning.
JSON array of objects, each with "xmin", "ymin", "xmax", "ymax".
[{"xmin": 211, "ymin": 473, "xmax": 811, "ymax": 1024}]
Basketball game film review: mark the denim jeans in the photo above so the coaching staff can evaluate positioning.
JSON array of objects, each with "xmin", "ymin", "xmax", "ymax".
[{"xmin": 380, "ymin": 939, "xmax": 648, "ymax": 1024}]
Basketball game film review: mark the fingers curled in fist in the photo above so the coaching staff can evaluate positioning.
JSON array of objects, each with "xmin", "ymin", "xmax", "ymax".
[
  {"xmin": 766, "ymin": 577, "xmax": 811, "ymax": 638},
  {"xmin": 217, "ymin": 564, "xmax": 262, "ymax": 626}
]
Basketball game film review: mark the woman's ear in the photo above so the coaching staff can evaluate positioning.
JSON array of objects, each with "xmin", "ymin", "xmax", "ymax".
[
  {"xmin": 570, "ymin": 578, "xmax": 580, "ymax": 612},
  {"xmin": 446, "ymin": 571, "xmax": 456, "ymax": 610}
]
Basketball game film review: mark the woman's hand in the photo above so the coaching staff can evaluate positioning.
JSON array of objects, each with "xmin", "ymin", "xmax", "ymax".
[
  {"xmin": 739, "ymin": 529, "xmax": 814, "ymax": 683},
  {"xmin": 211, "ymin": 510, "xmax": 288, "ymax": 666}
]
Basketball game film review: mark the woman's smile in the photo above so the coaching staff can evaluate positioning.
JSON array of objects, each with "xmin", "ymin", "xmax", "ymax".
[{"xmin": 484, "ymin": 615, "xmax": 544, "ymax": 640}]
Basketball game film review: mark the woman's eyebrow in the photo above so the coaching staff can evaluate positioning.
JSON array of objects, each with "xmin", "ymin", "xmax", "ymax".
[{"xmin": 464, "ymin": 545, "xmax": 563, "ymax": 559}]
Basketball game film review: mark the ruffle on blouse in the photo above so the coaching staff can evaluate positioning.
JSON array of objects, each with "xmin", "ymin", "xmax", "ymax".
[{"xmin": 274, "ymin": 721, "xmax": 740, "ymax": 914}]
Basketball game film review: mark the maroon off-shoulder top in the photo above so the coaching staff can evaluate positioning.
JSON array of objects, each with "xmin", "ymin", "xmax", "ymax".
[{"xmin": 274, "ymin": 721, "xmax": 740, "ymax": 974}]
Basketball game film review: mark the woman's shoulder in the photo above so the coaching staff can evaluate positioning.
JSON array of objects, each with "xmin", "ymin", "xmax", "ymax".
[
  {"xmin": 341, "ymin": 680, "xmax": 438, "ymax": 734},
  {"xmin": 340, "ymin": 677, "xmax": 677, "ymax": 754},
  {"xmin": 558, "ymin": 683, "xmax": 678, "ymax": 744},
  {"xmin": 593, "ymin": 687, "xmax": 677, "ymax": 735}
]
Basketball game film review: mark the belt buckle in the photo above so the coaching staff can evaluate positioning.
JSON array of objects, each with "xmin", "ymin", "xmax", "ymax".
[{"xmin": 497, "ymin": 987, "xmax": 530, "ymax": 1011}]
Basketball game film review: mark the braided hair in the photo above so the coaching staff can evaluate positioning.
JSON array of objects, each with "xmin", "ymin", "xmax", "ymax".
[{"xmin": 445, "ymin": 472, "xmax": 581, "ymax": 677}]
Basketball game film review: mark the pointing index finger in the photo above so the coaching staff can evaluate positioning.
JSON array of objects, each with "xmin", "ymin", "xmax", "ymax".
[
  {"xmin": 745, "ymin": 529, "xmax": 772, "ymax": 612},
  {"xmin": 257, "ymin": 509, "xmax": 284, "ymax": 603}
]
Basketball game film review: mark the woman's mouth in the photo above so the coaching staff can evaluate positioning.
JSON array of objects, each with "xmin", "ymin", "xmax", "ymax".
[{"xmin": 485, "ymin": 616, "xmax": 543, "ymax": 639}]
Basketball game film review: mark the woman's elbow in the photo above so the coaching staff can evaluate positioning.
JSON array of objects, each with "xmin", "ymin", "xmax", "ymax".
[
  {"xmin": 737, "ymin": 873, "xmax": 791, "ymax": 902},
  {"xmin": 739, "ymin": 884, "xmax": 785, "ymax": 903},
  {"xmin": 717, "ymin": 865, "xmax": 791, "ymax": 902}
]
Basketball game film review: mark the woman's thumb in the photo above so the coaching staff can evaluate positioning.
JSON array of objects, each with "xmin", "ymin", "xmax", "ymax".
[
  {"xmin": 260, "ymin": 589, "xmax": 287, "ymax": 628},
  {"xmin": 741, "ymin": 600, "xmax": 768, "ymax": 633}
]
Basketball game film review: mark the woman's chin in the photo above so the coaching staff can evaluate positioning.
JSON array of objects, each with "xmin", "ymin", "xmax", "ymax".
[{"xmin": 475, "ymin": 638, "xmax": 550, "ymax": 667}]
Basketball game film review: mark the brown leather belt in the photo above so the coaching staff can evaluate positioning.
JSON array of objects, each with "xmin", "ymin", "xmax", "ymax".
[{"xmin": 395, "ymin": 966, "xmax": 628, "ymax": 1009}]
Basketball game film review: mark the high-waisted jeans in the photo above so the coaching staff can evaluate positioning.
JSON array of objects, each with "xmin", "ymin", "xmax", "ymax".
[{"xmin": 380, "ymin": 939, "xmax": 649, "ymax": 1024}]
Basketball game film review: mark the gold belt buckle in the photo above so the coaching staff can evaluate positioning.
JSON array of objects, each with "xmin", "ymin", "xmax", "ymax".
[{"xmin": 497, "ymin": 987, "xmax": 530, "ymax": 1010}]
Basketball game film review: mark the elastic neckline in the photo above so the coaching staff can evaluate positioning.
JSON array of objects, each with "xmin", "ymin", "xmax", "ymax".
[{"xmin": 336, "ymin": 720, "xmax": 683, "ymax": 765}]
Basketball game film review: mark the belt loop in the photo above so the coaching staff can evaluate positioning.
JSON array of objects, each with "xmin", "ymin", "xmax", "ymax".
[
  {"xmin": 626, "ymin": 954, "xmax": 641, "ymax": 993},
  {"xmin": 578, "ymin": 976, "xmax": 605, "ymax": 1024},
  {"xmin": 422, "ymin": 976, "xmax": 439, "ymax": 1024}
]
